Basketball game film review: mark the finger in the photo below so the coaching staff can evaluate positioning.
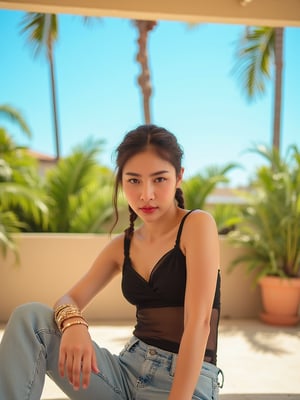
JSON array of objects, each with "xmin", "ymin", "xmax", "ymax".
[
  {"xmin": 66, "ymin": 353, "xmax": 75, "ymax": 385},
  {"xmin": 91, "ymin": 351, "xmax": 100, "ymax": 374},
  {"xmin": 81, "ymin": 354, "xmax": 92, "ymax": 389},
  {"xmin": 58, "ymin": 349, "xmax": 67, "ymax": 378},
  {"xmin": 72, "ymin": 354, "xmax": 83, "ymax": 390}
]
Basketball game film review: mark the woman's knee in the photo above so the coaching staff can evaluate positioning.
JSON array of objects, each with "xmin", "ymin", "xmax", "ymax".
[{"xmin": 10, "ymin": 302, "xmax": 54, "ymax": 329}]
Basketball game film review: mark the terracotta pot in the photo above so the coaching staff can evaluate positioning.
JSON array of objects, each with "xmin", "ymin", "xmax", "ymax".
[{"xmin": 259, "ymin": 276, "xmax": 300, "ymax": 326}]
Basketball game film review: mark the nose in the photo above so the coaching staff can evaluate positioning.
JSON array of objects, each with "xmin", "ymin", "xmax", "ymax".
[{"xmin": 140, "ymin": 181, "xmax": 154, "ymax": 201}]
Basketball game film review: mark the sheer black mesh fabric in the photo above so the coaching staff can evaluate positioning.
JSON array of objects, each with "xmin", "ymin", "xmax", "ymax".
[
  {"xmin": 134, "ymin": 307, "xmax": 184, "ymax": 353},
  {"xmin": 204, "ymin": 308, "xmax": 219, "ymax": 364},
  {"xmin": 205, "ymin": 270, "xmax": 221, "ymax": 365},
  {"xmin": 134, "ymin": 270, "xmax": 221, "ymax": 365}
]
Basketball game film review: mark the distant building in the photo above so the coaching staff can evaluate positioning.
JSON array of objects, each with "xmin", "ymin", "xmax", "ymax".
[
  {"xmin": 27, "ymin": 150, "xmax": 57, "ymax": 176},
  {"xmin": 207, "ymin": 187, "xmax": 248, "ymax": 205}
]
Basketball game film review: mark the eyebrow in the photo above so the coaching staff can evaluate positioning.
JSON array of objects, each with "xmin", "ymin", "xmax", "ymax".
[{"xmin": 124, "ymin": 170, "xmax": 170, "ymax": 177}]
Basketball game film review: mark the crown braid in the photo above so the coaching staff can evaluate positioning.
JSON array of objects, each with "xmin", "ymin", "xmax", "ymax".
[
  {"xmin": 175, "ymin": 188, "xmax": 185, "ymax": 209},
  {"xmin": 124, "ymin": 206, "xmax": 138, "ymax": 239}
]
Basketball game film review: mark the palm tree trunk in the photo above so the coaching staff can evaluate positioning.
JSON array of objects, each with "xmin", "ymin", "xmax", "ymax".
[
  {"xmin": 44, "ymin": 13, "xmax": 61, "ymax": 161},
  {"xmin": 48, "ymin": 43, "xmax": 61, "ymax": 160},
  {"xmin": 134, "ymin": 20, "xmax": 157, "ymax": 124},
  {"xmin": 20, "ymin": 13, "xmax": 61, "ymax": 160},
  {"xmin": 273, "ymin": 27, "xmax": 284, "ymax": 151}
]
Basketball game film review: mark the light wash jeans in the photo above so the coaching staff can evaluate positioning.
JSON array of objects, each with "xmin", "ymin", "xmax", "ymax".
[{"xmin": 0, "ymin": 303, "xmax": 223, "ymax": 400}]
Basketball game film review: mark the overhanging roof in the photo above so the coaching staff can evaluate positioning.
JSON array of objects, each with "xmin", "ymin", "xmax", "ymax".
[{"xmin": 1, "ymin": 0, "xmax": 300, "ymax": 27}]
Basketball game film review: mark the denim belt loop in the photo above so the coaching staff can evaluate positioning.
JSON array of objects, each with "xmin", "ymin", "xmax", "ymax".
[
  {"xmin": 126, "ymin": 336, "xmax": 140, "ymax": 352},
  {"xmin": 217, "ymin": 368, "xmax": 224, "ymax": 388},
  {"xmin": 170, "ymin": 353, "xmax": 177, "ymax": 377}
]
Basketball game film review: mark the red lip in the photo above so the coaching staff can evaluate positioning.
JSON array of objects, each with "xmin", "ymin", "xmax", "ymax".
[{"xmin": 140, "ymin": 207, "xmax": 157, "ymax": 214}]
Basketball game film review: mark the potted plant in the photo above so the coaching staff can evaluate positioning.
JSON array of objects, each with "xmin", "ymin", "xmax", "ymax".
[{"xmin": 229, "ymin": 144, "xmax": 300, "ymax": 326}]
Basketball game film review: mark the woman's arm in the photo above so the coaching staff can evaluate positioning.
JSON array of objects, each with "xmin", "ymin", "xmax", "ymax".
[
  {"xmin": 168, "ymin": 211, "xmax": 220, "ymax": 400},
  {"xmin": 54, "ymin": 233, "xmax": 124, "ymax": 310},
  {"xmin": 53, "ymin": 233, "xmax": 125, "ymax": 390}
]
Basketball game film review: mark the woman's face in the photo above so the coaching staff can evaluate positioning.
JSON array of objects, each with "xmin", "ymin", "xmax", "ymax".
[{"xmin": 122, "ymin": 149, "xmax": 183, "ymax": 221}]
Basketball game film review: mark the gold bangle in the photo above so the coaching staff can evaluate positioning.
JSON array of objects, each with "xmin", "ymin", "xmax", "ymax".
[
  {"xmin": 54, "ymin": 304, "xmax": 83, "ymax": 332},
  {"xmin": 57, "ymin": 309, "xmax": 82, "ymax": 326},
  {"xmin": 54, "ymin": 304, "xmax": 71, "ymax": 320},
  {"xmin": 54, "ymin": 304, "xmax": 78, "ymax": 321},
  {"xmin": 54, "ymin": 304, "xmax": 79, "ymax": 321},
  {"xmin": 61, "ymin": 319, "xmax": 89, "ymax": 334}
]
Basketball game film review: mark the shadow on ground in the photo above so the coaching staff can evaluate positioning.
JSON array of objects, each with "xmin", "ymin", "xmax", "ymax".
[{"xmin": 219, "ymin": 318, "xmax": 300, "ymax": 355}]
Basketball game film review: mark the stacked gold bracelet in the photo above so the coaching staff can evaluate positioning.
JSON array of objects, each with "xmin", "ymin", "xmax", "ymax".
[
  {"xmin": 54, "ymin": 304, "xmax": 89, "ymax": 333},
  {"xmin": 61, "ymin": 319, "xmax": 89, "ymax": 334}
]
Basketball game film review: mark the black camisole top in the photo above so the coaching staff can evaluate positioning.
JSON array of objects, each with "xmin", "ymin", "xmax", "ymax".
[{"xmin": 121, "ymin": 210, "xmax": 221, "ymax": 365}]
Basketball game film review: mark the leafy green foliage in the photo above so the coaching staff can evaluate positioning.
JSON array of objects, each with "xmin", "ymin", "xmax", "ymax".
[
  {"xmin": 0, "ymin": 210, "xmax": 25, "ymax": 261},
  {"xmin": 20, "ymin": 13, "xmax": 58, "ymax": 57},
  {"xmin": 43, "ymin": 139, "xmax": 120, "ymax": 233},
  {"xmin": 182, "ymin": 163, "xmax": 240, "ymax": 233},
  {"xmin": 69, "ymin": 180, "xmax": 114, "ymax": 233},
  {"xmin": 212, "ymin": 203, "xmax": 242, "ymax": 235},
  {"xmin": 0, "ymin": 104, "xmax": 32, "ymax": 138},
  {"xmin": 183, "ymin": 163, "xmax": 238, "ymax": 210},
  {"xmin": 229, "ymin": 144, "xmax": 300, "ymax": 280},
  {"xmin": 0, "ymin": 109, "xmax": 48, "ymax": 259},
  {"xmin": 232, "ymin": 27, "xmax": 275, "ymax": 99}
]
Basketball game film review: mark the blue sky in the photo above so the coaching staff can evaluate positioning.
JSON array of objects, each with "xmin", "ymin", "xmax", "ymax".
[{"xmin": 1, "ymin": 10, "xmax": 300, "ymax": 186}]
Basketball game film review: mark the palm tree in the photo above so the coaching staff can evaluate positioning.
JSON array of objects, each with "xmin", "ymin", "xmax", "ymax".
[
  {"xmin": 233, "ymin": 27, "xmax": 284, "ymax": 151},
  {"xmin": 182, "ymin": 163, "xmax": 238, "ymax": 210},
  {"xmin": 0, "ymin": 206, "xmax": 25, "ymax": 261},
  {"xmin": 0, "ymin": 129, "xmax": 48, "ymax": 260},
  {"xmin": 0, "ymin": 104, "xmax": 32, "ymax": 138},
  {"xmin": 0, "ymin": 104, "xmax": 48, "ymax": 229},
  {"xmin": 133, "ymin": 20, "xmax": 157, "ymax": 124},
  {"xmin": 20, "ymin": 13, "xmax": 61, "ymax": 159},
  {"xmin": 44, "ymin": 138, "xmax": 119, "ymax": 233},
  {"xmin": 0, "ymin": 129, "xmax": 48, "ymax": 223}
]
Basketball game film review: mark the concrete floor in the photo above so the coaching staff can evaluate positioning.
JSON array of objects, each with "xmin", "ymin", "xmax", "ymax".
[{"xmin": 1, "ymin": 318, "xmax": 300, "ymax": 399}]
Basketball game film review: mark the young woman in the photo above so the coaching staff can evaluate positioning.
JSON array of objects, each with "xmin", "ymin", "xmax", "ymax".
[{"xmin": 0, "ymin": 124, "xmax": 223, "ymax": 400}]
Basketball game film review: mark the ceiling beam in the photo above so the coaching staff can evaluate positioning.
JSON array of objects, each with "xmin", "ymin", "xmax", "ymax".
[{"xmin": 1, "ymin": 0, "xmax": 300, "ymax": 27}]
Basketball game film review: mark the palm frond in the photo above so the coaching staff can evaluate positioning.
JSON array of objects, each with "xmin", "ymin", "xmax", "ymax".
[
  {"xmin": 45, "ymin": 139, "xmax": 105, "ymax": 231},
  {"xmin": 230, "ymin": 144, "xmax": 300, "ymax": 279},
  {"xmin": 69, "ymin": 183, "xmax": 115, "ymax": 233},
  {"xmin": 232, "ymin": 26, "xmax": 275, "ymax": 99},
  {"xmin": 0, "ymin": 210, "xmax": 25, "ymax": 261},
  {"xmin": 19, "ymin": 13, "xmax": 58, "ymax": 57},
  {"xmin": 0, "ymin": 182, "xmax": 48, "ymax": 229},
  {"xmin": 0, "ymin": 105, "xmax": 32, "ymax": 138}
]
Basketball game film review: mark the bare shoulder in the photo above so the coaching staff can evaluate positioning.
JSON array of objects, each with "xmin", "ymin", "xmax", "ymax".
[
  {"xmin": 180, "ymin": 210, "xmax": 218, "ymax": 250},
  {"xmin": 102, "ymin": 232, "xmax": 126, "ymax": 270},
  {"xmin": 184, "ymin": 209, "xmax": 217, "ymax": 230},
  {"xmin": 92, "ymin": 230, "xmax": 124, "ymax": 271},
  {"xmin": 106, "ymin": 232, "xmax": 125, "ymax": 249}
]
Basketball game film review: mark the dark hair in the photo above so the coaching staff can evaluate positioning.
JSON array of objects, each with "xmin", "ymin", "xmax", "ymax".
[{"xmin": 111, "ymin": 124, "xmax": 185, "ymax": 238}]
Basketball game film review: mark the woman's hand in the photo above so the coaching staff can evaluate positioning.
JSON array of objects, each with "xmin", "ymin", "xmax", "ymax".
[{"xmin": 58, "ymin": 324, "xmax": 99, "ymax": 390}]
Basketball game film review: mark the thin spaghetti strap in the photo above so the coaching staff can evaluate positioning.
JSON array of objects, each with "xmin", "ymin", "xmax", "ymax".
[{"xmin": 175, "ymin": 210, "xmax": 195, "ymax": 248}]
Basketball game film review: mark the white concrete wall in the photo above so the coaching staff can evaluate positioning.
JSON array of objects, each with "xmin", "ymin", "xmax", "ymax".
[{"xmin": 0, "ymin": 234, "xmax": 261, "ymax": 322}]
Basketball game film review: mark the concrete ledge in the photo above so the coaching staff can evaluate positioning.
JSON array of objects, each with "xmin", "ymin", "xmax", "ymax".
[{"xmin": 0, "ymin": 234, "xmax": 262, "ymax": 322}]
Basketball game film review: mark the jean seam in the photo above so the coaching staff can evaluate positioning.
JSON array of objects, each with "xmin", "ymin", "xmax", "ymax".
[
  {"xmin": 25, "ymin": 347, "xmax": 44, "ymax": 400},
  {"xmin": 92, "ymin": 371, "xmax": 124, "ymax": 396},
  {"xmin": 35, "ymin": 326, "xmax": 61, "ymax": 337}
]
